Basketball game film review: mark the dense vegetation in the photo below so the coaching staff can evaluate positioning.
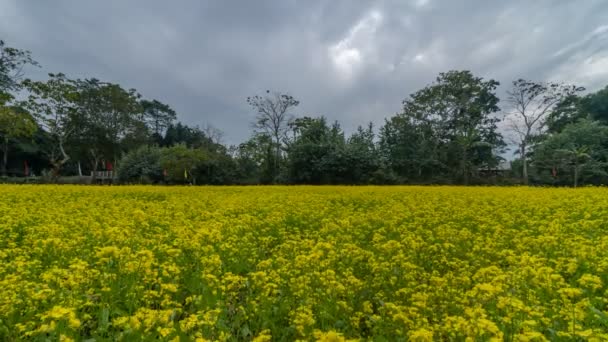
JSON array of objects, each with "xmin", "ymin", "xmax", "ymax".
[
  {"xmin": 1, "ymin": 39, "xmax": 608, "ymax": 186},
  {"xmin": 2, "ymin": 186, "xmax": 608, "ymax": 340}
]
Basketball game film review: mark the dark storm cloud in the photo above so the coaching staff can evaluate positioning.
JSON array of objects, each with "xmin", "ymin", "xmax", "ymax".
[{"xmin": 2, "ymin": 0, "xmax": 608, "ymax": 144}]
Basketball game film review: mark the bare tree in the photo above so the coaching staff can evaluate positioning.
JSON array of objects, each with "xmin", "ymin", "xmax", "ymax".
[
  {"xmin": 202, "ymin": 122, "xmax": 224, "ymax": 145},
  {"xmin": 247, "ymin": 90, "xmax": 299, "ymax": 181},
  {"xmin": 505, "ymin": 79, "xmax": 583, "ymax": 185}
]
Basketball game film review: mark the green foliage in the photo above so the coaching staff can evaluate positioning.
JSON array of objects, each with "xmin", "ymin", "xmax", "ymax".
[
  {"xmin": 533, "ymin": 119, "xmax": 608, "ymax": 186},
  {"xmin": 7, "ymin": 37, "xmax": 608, "ymax": 187},
  {"xmin": 160, "ymin": 144, "xmax": 207, "ymax": 184},
  {"xmin": 0, "ymin": 102, "xmax": 37, "ymax": 175},
  {"xmin": 70, "ymin": 78, "xmax": 144, "ymax": 166},
  {"xmin": 581, "ymin": 85, "xmax": 608, "ymax": 124},
  {"xmin": 141, "ymin": 99, "xmax": 177, "ymax": 142},
  {"xmin": 22, "ymin": 73, "xmax": 79, "ymax": 177},
  {"xmin": 233, "ymin": 134, "xmax": 278, "ymax": 184},
  {"xmin": 380, "ymin": 70, "xmax": 504, "ymax": 184},
  {"xmin": 116, "ymin": 146, "xmax": 163, "ymax": 184}
]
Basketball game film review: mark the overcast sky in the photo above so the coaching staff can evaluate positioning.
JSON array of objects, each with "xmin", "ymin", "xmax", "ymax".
[{"xmin": 2, "ymin": 0, "xmax": 608, "ymax": 145}]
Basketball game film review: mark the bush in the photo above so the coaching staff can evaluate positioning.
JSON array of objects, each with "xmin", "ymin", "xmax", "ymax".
[
  {"xmin": 117, "ymin": 146, "xmax": 163, "ymax": 184},
  {"xmin": 160, "ymin": 144, "xmax": 206, "ymax": 184}
]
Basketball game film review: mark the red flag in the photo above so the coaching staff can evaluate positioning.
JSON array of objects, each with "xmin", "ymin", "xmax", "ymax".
[
  {"xmin": 106, "ymin": 161, "xmax": 113, "ymax": 171},
  {"xmin": 24, "ymin": 161, "xmax": 29, "ymax": 177}
]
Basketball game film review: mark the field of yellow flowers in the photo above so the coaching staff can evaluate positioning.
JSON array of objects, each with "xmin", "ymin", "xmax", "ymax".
[{"xmin": 1, "ymin": 185, "xmax": 608, "ymax": 341}]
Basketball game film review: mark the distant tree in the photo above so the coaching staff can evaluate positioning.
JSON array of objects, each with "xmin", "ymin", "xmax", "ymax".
[
  {"xmin": 234, "ymin": 134, "xmax": 277, "ymax": 184},
  {"xmin": 546, "ymin": 95, "xmax": 586, "ymax": 133},
  {"xmin": 0, "ymin": 94, "xmax": 37, "ymax": 176},
  {"xmin": 163, "ymin": 122, "xmax": 216, "ymax": 149},
  {"xmin": 286, "ymin": 116, "xmax": 341, "ymax": 183},
  {"xmin": 345, "ymin": 123, "xmax": 381, "ymax": 183},
  {"xmin": 0, "ymin": 39, "xmax": 38, "ymax": 92},
  {"xmin": 579, "ymin": 85, "xmax": 608, "ymax": 124},
  {"xmin": 381, "ymin": 70, "xmax": 503, "ymax": 184},
  {"xmin": 505, "ymin": 79, "xmax": 583, "ymax": 184},
  {"xmin": 534, "ymin": 119, "xmax": 608, "ymax": 187},
  {"xmin": 70, "ymin": 78, "xmax": 144, "ymax": 177},
  {"xmin": 140, "ymin": 99, "xmax": 176, "ymax": 143},
  {"xmin": 160, "ymin": 144, "xmax": 207, "ymax": 184},
  {"xmin": 116, "ymin": 145, "xmax": 163, "ymax": 184},
  {"xmin": 202, "ymin": 123, "xmax": 224, "ymax": 145},
  {"xmin": 247, "ymin": 90, "xmax": 299, "ymax": 182},
  {"xmin": 22, "ymin": 73, "xmax": 79, "ymax": 178}
]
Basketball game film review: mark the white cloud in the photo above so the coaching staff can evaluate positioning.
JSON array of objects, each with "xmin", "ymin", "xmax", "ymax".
[
  {"xmin": 551, "ymin": 52, "xmax": 608, "ymax": 90},
  {"xmin": 328, "ymin": 9, "xmax": 383, "ymax": 81},
  {"xmin": 552, "ymin": 25, "xmax": 608, "ymax": 58}
]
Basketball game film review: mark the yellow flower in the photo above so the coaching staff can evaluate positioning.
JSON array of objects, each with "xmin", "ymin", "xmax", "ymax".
[{"xmin": 409, "ymin": 328, "xmax": 434, "ymax": 341}]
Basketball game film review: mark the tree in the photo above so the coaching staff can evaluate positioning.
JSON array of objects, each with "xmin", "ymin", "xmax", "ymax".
[
  {"xmin": 286, "ymin": 116, "xmax": 343, "ymax": 184},
  {"xmin": 580, "ymin": 85, "xmax": 608, "ymax": 124},
  {"xmin": 233, "ymin": 134, "xmax": 277, "ymax": 184},
  {"xmin": 345, "ymin": 123, "xmax": 381, "ymax": 183},
  {"xmin": 505, "ymin": 79, "xmax": 583, "ymax": 185},
  {"xmin": 140, "ymin": 99, "xmax": 176, "ymax": 143},
  {"xmin": 545, "ymin": 95, "xmax": 586, "ymax": 133},
  {"xmin": 0, "ymin": 40, "xmax": 38, "ymax": 93},
  {"xmin": 116, "ymin": 145, "xmax": 163, "ymax": 184},
  {"xmin": 381, "ymin": 70, "xmax": 503, "ymax": 184},
  {"xmin": 202, "ymin": 123, "xmax": 224, "ymax": 145},
  {"xmin": 380, "ymin": 112, "xmax": 439, "ymax": 182},
  {"xmin": 162, "ymin": 122, "xmax": 216, "ymax": 149},
  {"xmin": 160, "ymin": 144, "xmax": 207, "ymax": 184},
  {"xmin": 22, "ymin": 73, "xmax": 79, "ymax": 178},
  {"xmin": 247, "ymin": 90, "xmax": 299, "ymax": 182},
  {"xmin": 533, "ymin": 119, "xmax": 608, "ymax": 187},
  {"xmin": 70, "ymin": 78, "xmax": 143, "ymax": 176},
  {"xmin": 0, "ymin": 94, "xmax": 36, "ymax": 176}
]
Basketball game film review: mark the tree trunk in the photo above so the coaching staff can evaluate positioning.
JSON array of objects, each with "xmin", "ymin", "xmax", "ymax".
[
  {"xmin": 1, "ymin": 137, "xmax": 8, "ymax": 177},
  {"xmin": 51, "ymin": 139, "xmax": 70, "ymax": 181},
  {"xmin": 91, "ymin": 158, "xmax": 99, "ymax": 182},
  {"xmin": 77, "ymin": 161, "xmax": 83, "ymax": 177},
  {"xmin": 90, "ymin": 149, "xmax": 100, "ymax": 182}
]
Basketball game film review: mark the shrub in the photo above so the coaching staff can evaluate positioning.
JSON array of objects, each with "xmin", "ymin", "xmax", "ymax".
[{"xmin": 116, "ymin": 146, "xmax": 163, "ymax": 184}]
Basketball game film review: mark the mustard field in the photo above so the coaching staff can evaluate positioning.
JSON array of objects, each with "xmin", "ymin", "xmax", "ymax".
[{"xmin": 1, "ymin": 186, "xmax": 608, "ymax": 341}]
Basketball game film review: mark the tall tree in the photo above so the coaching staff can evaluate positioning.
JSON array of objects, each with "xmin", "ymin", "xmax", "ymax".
[
  {"xmin": 72, "ymin": 78, "xmax": 143, "ymax": 173},
  {"xmin": 381, "ymin": 70, "xmax": 503, "ymax": 184},
  {"xmin": 247, "ymin": 90, "xmax": 299, "ymax": 182},
  {"xmin": 505, "ymin": 79, "xmax": 583, "ymax": 184},
  {"xmin": 22, "ymin": 73, "xmax": 79, "ymax": 178},
  {"xmin": 140, "ymin": 99, "xmax": 176, "ymax": 143},
  {"xmin": 345, "ymin": 123, "xmax": 380, "ymax": 184},
  {"xmin": 286, "ymin": 116, "xmax": 344, "ymax": 184}
]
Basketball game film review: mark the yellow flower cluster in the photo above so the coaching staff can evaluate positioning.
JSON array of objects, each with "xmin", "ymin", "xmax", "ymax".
[{"xmin": 1, "ymin": 185, "xmax": 608, "ymax": 340}]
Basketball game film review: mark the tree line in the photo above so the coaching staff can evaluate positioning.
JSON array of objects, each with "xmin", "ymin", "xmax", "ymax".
[{"xmin": 1, "ymin": 39, "xmax": 607, "ymax": 186}]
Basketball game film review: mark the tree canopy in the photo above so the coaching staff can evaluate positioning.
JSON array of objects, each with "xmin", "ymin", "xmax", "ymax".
[{"xmin": 3, "ymin": 38, "xmax": 608, "ymax": 187}]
